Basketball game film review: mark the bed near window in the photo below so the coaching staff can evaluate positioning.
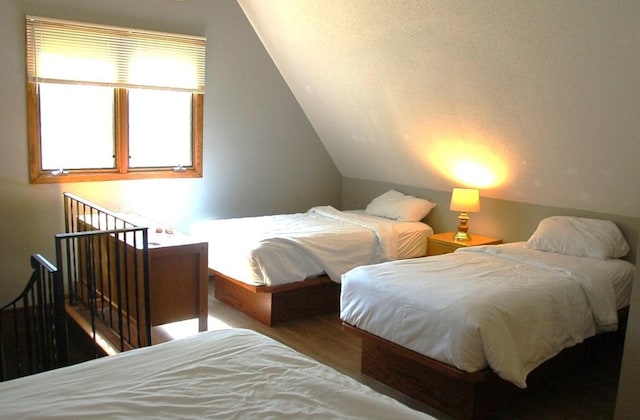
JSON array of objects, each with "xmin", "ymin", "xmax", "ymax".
[
  {"xmin": 340, "ymin": 216, "xmax": 635, "ymax": 419},
  {"xmin": 0, "ymin": 328, "xmax": 432, "ymax": 419},
  {"xmin": 190, "ymin": 190, "xmax": 434, "ymax": 325}
]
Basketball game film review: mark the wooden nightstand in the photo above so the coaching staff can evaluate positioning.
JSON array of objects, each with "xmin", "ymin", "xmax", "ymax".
[
  {"xmin": 120, "ymin": 214, "xmax": 209, "ymax": 333},
  {"xmin": 78, "ymin": 213, "xmax": 209, "ymax": 333},
  {"xmin": 427, "ymin": 232, "xmax": 502, "ymax": 256}
]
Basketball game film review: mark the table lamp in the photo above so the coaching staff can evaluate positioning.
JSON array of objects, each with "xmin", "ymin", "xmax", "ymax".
[{"xmin": 449, "ymin": 188, "xmax": 480, "ymax": 241}]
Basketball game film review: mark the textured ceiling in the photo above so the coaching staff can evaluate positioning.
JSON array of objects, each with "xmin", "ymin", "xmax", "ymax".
[{"xmin": 237, "ymin": 0, "xmax": 640, "ymax": 217}]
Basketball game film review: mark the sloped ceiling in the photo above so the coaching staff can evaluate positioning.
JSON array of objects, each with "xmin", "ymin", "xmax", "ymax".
[{"xmin": 237, "ymin": 0, "xmax": 639, "ymax": 218}]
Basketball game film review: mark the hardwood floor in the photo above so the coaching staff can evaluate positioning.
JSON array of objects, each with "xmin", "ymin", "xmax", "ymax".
[{"xmin": 153, "ymin": 278, "xmax": 625, "ymax": 420}]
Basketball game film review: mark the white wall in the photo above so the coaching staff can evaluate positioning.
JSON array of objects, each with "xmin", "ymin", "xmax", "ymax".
[
  {"xmin": 0, "ymin": 0, "xmax": 341, "ymax": 304},
  {"xmin": 240, "ymin": 0, "xmax": 640, "ymax": 218}
]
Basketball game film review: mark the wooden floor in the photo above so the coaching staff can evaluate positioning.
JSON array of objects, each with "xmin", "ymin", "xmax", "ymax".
[{"xmin": 152, "ymin": 278, "xmax": 625, "ymax": 420}]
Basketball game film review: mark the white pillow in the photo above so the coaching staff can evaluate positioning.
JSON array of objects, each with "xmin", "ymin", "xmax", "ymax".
[
  {"xmin": 365, "ymin": 189, "xmax": 435, "ymax": 222},
  {"xmin": 525, "ymin": 216, "xmax": 630, "ymax": 259}
]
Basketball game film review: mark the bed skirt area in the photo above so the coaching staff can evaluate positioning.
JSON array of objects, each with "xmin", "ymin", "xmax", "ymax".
[
  {"xmin": 213, "ymin": 271, "xmax": 341, "ymax": 326},
  {"xmin": 342, "ymin": 316, "xmax": 626, "ymax": 420}
]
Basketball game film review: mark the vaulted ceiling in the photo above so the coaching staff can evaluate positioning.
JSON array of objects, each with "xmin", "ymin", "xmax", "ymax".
[{"xmin": 237, "ymin": 0, "xmax": 639, "ymax": 218}]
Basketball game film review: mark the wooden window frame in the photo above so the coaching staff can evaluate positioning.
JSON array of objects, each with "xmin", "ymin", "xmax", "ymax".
[{"xmin": 27, "ymin": 82, "xmax": 203, "ymax": 184}]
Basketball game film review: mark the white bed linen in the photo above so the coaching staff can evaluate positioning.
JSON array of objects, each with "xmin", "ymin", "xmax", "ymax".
[
  {"xmin": 0, "ymin": 328, "xmax": 432, "ymax": 419},
  {"xmin": 345, "ymin": 210, "xmax": 433, "ymax": 258},
  {"xmin": 190, "ymin": 206, "xmax": 432, "ymax": 286},
  {"xmin": 340, "ymin": 242, "xmax": 635, "ymax": 388}
]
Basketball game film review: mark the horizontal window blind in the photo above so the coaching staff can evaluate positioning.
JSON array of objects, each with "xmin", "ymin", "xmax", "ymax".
[{"xmin": 26, "ymin": 15, "xmax": 206, "ymax": 93}]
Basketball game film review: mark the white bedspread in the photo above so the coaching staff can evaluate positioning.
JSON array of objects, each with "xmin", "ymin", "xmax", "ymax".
[
  {"xmin": 340, "ymin": 243, "xmax": 635, "ymax": 388},
  {"xmin": 190, "ymin": 206, "xmax": 431, "ymax": 286},
  {"xmin": 0, "ymin": 328, "xmax": 431, "ymax": 419}
]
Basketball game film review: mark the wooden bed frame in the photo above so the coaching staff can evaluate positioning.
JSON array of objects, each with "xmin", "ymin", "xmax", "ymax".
[
  {"xmin": 343, "ymin": 307, "xmax": 628, "ymax": 419},
  {"xmin": 212, "ymin": 270, "xmax": 341, "ymax": 326}
]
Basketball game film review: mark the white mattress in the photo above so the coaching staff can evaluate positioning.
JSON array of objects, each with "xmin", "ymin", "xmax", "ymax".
[
  {"xmin": 340, "ymin": 242, "xmax": 635, "ymax": 388},
  {"xmin": 344, "ymin": 210, "xmax": 432, "ymax": 259},
  {"xmin": 190, "ymin": 206, "xmax": 432, "ymax": 286},
  {"xmin": 0, "ymin": 328, "xmax": 432, "ymax": 419}
]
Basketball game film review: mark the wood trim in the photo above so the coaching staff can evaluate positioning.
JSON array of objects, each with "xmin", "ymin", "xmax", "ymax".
[
  {"xmin": 31, "ymin": 169, "xmax": 203, "ymax": 183},
  {"xmin": 192, "ymin": 93, "xmax": 204, "ymax": 177},
  {"xmin": 115, "ymin": 88, "xmax": 129, "ymax": 174},
  {"xmin": 213, "ymin": 271, "xmax": 341, "ymax": 326},
  {"xmin": 26, "ymin": 83, "xmax": 42, "ymax": 183},
  {"xmin": 26, "ymin": 82, "xmax": 204, "ymax": 184}
]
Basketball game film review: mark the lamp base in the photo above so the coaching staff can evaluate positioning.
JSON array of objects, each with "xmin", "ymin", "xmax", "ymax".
[
  {"xmin": 454, "ymin": 212, "xmax": 471, "ymax": 241},
  {"xmin": 454, "ymin": 231, "xmax": 471, "ymax": 241}
]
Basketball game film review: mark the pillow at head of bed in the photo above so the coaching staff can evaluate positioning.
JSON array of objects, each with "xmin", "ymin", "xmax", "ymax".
[
  {"xmin": 365, "ymin": 189, "xmax": 435, "ymax": 222},
  {"xmin": 525, "ymin": 216, "xmax": 630, "ymax": 259}
]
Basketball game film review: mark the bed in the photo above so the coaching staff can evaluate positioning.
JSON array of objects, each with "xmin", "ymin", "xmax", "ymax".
[
  {"xmin": 0, "ymin": 328, "xmax": 433, "ymax": 419},
  {"xmin": 340, "ymin": 216, "xmax": 635, "ymax": 419},
  {"xmin": 190, "ymin": 190, "xmax": 435, "ymax": 325}
]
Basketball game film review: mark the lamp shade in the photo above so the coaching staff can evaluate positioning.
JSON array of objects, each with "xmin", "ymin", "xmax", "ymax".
[{"xmin": 449, "ymin": 188, "xmax": 480, "ymax": 213}]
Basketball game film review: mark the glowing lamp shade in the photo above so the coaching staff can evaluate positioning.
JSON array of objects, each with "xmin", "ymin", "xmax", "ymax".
[{"xmin": 449, "ymin": 188, "xmax": 480, "ymax": 241}]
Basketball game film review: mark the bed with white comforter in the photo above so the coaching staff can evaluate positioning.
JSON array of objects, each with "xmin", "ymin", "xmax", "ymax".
[
  {"xmin": 190, "ymin": 206, "xmax": 432, "ymax": 286},
  {"xmin": 0, "ymin": 328, "xmax": 432, "ymax": 419},
  {"xmin": 341, "ymin": 242, "xmax": 634, "ymax": 388}
]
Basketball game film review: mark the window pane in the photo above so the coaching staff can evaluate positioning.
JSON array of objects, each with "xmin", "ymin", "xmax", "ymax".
[
  {"xmin": 128, "ymin": 89, "xmax": 193, "ymax": 168},
  {"xmin": 39, "ymin": 83, "xmax": 115, "ymax": 170}
]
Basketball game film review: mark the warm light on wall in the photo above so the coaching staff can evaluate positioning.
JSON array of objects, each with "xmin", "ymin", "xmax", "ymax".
[
  {"xmin": 427, "ymin": 138, "xmax": 509, "ymax": 189},
  {"xmin": 453, "ymin": 161, "xmax": 497, "ymax": 188}
]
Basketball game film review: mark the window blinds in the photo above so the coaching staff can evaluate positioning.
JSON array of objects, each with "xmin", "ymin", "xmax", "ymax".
[{"xmin": 26, "ymin": 15, "xmax": 206, "ymax": 93}]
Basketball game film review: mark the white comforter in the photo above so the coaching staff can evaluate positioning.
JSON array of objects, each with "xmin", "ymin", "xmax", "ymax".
[
  {"xmin": 340, "ymin": 243, "xmax": 635, "ymax": 388},
  {"xmin": 191, "ymin": 206, "xmax": 413, "ymax": 286},
  {"xmin": 0, "ymin": 328, "xmax": 431, "ymax": 419}
]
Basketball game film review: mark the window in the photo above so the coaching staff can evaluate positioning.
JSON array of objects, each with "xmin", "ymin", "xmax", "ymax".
[{"xmin": 25, "ymin": 16, "xmax": 206, "ymax": 183}]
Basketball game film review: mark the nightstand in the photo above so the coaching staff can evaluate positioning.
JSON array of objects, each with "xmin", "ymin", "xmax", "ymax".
[
  {"xmin": 78, "ymin": 212, "xmax": 209, "ymax": 333},
  {"xmin": 120, "ymin": 214, "xmax": 209, "ymax": 333},
  {"xmin": 427, "ymin": 232, "xmax": 502, "ymax": 256}
]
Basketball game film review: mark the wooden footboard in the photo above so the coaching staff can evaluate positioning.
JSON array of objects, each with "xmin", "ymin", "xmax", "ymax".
[
  {"xmin": 213, "ymin": 271, "xmax": 341, "ymax": 326},
  {"xmin": 343, "ymin": 313, "xmax": 627, "ymax": 419},
  {"xmin": 342, "ymin": 322, "xmax": 516, "ymax": 419}
]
